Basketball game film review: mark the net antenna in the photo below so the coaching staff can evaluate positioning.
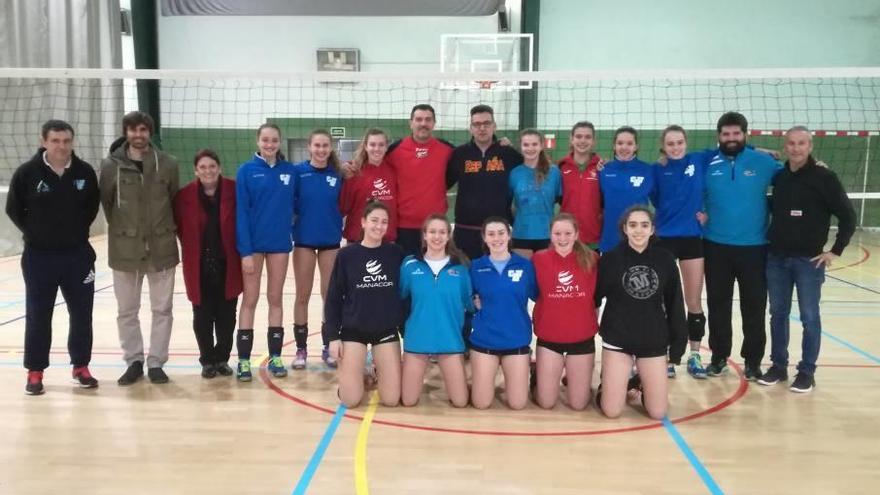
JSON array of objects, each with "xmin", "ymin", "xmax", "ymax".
[{"xmin": 439, "ymin": 33, "xmax": 534, "ymax": 92}]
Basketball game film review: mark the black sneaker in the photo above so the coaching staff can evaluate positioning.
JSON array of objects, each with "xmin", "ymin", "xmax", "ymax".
[
  {"xmin": 201, "ymin": 364, "xmax": 217, "ymax": 379},
  {"xmin": 757, "ymin": 365, "xmax": 788, "ymax": 386},
  {"xmin": 72, "ymin": 366, "xmax": 99, "ymax": 388},
  {"xmin": 147, "ymin": 367, "xmax": 169, "ymax": 384},
  {"xmin": 26, "ymin": 370, "xmax": 45, "ymax": 396},
  {"xmin": 744, "ymin": 365, "xmax": 763, "ymax": 382},
  {"xmin": 706, "ymin": 361, "xmax": 728, "ymax": 377},
  {"xmin": 117, "ymin": 361, "xmax": 144, "ymax": 386},
  {"xmin": 215, "ymin": 362, "xmax": 234, "ymax": 376},
  {"xmin": 789, "ymin": 373, "xmax": 815, "ymax": 393}
]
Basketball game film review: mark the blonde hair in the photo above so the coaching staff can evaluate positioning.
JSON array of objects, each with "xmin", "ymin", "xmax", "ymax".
[
  {"xmin": 353, "ymin": 128, "xmax": 389, "ymax": 169},
  {"xmin": 308, "ymin": 129, "xmax": 341, "ymax": 171},
  {"xmin": 550, "ymin": 212, "xmax": 596, "ymax": 271}
]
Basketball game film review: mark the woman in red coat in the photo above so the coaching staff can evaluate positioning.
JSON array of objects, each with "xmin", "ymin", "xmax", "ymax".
[{"xmin": 174, "ymin": 149, "xmax": 243, "ymax": 378}]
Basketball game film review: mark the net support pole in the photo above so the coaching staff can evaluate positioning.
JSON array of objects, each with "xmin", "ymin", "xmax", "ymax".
[
  {"xmin": 132, "ymin": 0, "xmax": 162, "ymax": 147},
  {"xmin": 860, "ymin": 135, "xmax": 871, "ymax": 227},
  {"xmin": 518, "ymin": 0, "xmax": 540, "ymax": 130}
]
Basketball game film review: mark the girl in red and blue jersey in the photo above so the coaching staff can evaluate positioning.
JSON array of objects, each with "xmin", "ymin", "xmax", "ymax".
[
  {"xmin": 598, "ymin": 126, "xmax": 655, "ymax": 253},
  {"xmin": 469, "ymin": 217, "xmax": 538, "ymax": 410},
  {"xmin": 651, "ymin": 126, "xmax": 711, "ymax": 379},
  {"xmin": 339, "ymin": 128, "xmax": 398, "ymax": 244},
  {"xmin": 291, "ymin": 129, "xmax": 344, "ymax": 370},
  {"xmin": 532, "ymin": 213, "xmax": 599, "ymax": 411},
  {"xmin": 234, "ymin": 123, "xmax": 297, "ymax": 381}
]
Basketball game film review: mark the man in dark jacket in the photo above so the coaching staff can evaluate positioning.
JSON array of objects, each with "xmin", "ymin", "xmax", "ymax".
[
  {"xmin": 757, "ymin": 126, "xmax": 856, "ymax": 393},
  {"xmin": 5, "ymin": 120, "xmax": 100, "ymax": 395}
]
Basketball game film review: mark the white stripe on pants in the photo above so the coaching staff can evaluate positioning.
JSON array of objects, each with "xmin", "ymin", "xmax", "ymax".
[{"xmin": 113, "ymin": 268, "xmax": 175, "ymax": 368}]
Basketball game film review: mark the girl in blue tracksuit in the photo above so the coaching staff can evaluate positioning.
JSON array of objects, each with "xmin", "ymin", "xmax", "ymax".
[
  {"xmin": 509, "ymin": 129, "xmax": 562, "ymax": 258},
  {"xmin": 291, "ymin": 129, "xmax": 345, "ymax": 371},
  {"xmin": 234, "ymin": 123, "xmax": 297, "ymax": 380},
  {"xmin": 598, "ymin": 126, "xmax": 655, "ymax": 253},
  {"xmin": 399, "ymin": 214, "xmax": 473, "ymax": 408},
  {"xmin": 651, "ymin": 125, "xmax": 711, "ymax": 379},
  {"xmin": 469, "ymin": 217, "xmax": 537, "ymax": 410}
]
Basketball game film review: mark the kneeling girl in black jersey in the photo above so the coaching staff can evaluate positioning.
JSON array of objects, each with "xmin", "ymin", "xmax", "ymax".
[
  {"xmin": 324, "ymin": 202, "xmax": 405, "ymax": 407},
  {"xmin": 595, "ymin": 206, "xmax": 686, "ymax": 419}
]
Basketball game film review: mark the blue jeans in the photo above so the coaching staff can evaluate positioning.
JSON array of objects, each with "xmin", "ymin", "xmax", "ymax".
[{"xmin": 766, "ymin": 253, "xmax": 825, "ymax": 375}]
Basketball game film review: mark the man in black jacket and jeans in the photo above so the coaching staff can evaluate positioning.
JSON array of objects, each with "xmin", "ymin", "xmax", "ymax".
[
  {"xmin": 5, "ymin": 120, "xmax": 100, "ymax": 395},
  {"xmin": 757, "ymin": 126, "xmax": 856, "ymax": 393}
]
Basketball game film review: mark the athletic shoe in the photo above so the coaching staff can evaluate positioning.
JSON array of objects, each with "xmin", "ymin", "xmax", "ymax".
[
  {"xmin": 215, "ymin": 362, "xmax": 234, "ymax": 376},
  {"xmin": 364, "ymin": 350, "xmax": 377, "ymax": 383},
  {"xmin": 268, "ymin": 355, "xmax": 288, "ymax": 377},
  {"xmin": 627, "ymin": 373, "xmax": 642, "ymax": 392},
  {"xmin": 117, "ymin": 361, "xmax": 144, "ymax": 386},
  {"xmin": 322, "ymin": 346, "xmax": 338, "ymax": 369},
  {"xmin": 291, "ymin": 348, "xmax": 307, "ymax": 370},
  {"xmin": 237, "ymin": 360, "xmax": 252, "ymax": 382},
  {"xmin": 26, "ymin": 370, "xmax": 44, "ymax": 396},
  {"xmin": 72, "ymin": 366, "xmax": 99, "ymax": 388},
  {"xmin": 744, "ymin": 364, "xmax": 763, "ymax": 382},
  {"xmin": 789, "ymin": 372, "xmax": 815, "ymax": 393},
  {"xmin": 706, "ymin": 361, "xmax": 728, "ymax": 377},
  {"xmin": 757, "ymin": 365, "xmax": 788, "ymax": 386},
  {"xmin": 201, "ymin": 364, "xmax": 217, "ymax": 379},
  {"xmin": 686, "ymin": 353, "xmax": 708, "ymax": 379},
  {"xmin": 147, "ymin": 367, "xmax": 169, "ymax": 384},
  {"xmin": 667, "ymin": 363, "xmax": 676, "ymax": 379}
]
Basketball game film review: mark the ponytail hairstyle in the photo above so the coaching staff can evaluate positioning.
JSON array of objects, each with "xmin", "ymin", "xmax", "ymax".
[
  {"xmin": 420, "ymin": 213, "xmax": 468, "ymax": 264},
  {"xmin": 659, "ymin": 124, "xmax": 687, "ymax": 165},
  {"xmin": 550, "ymin": 212, "xmax": 596, "ymax": 271},
  {"xmin": 308, "ymin": 128, "xmax": 341, "ymax": 171},
  {"xmin": 520, "ymin": 128, "xmax": 550, "ymax": 184},
  {"xmin": 256, "ymin": 123, "xmax": 285, "ymax": 161},
  {"xmin": 353, "ymin": 128, "xmax": 389, "ymax": 169}
]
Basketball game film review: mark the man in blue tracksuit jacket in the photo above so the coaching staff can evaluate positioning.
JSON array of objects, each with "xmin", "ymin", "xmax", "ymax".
[
  {"xmin": 703, "ymin": 112, "xmax": 781, "ymax": 380},
  {"xmin": 469, "ymin": 253, "xmax": 538, "ymax": 352}
]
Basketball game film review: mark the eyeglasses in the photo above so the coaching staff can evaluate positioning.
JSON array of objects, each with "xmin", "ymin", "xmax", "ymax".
[{"xmin": 470, "ymin": 121, "xmax": 494, "ymax": 129}]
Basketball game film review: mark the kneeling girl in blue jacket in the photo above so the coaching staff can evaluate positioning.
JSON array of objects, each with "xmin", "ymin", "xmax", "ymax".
[
  {"xmin": 399, "ymin": 214, "xmax": 473, "ymax": 407},
  {"xmin": 469, "ymin": 217, "xmax": 538, "ymax": 410}
]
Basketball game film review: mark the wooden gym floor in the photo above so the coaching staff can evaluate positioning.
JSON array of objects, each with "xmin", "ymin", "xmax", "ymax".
[{"xmin": 0, "ymin": 232, "xmax": 878, "ymax": 495}]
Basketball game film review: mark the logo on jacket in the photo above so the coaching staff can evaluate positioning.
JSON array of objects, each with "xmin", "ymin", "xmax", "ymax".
[
  {"xmin": 373, "ymin": 178, "xmax": 388, "ymax": 191},
  {"xmin": 743, "ymin": 169, "xmax": 756, "ymax": 177},
  {"xmin": 630, "ymin": 176, "xmax": 645, "ymax": 187},
  {"xmin": 550, "ymin": 270, "xmax": 584, "ymax": 299},
  {"xmin": 75, "ymin": 179, "xmax": 86, "ymax": 190},
  {"xmin": 622, "ymin": 265, "xmax": 659, "ymax": 300},
  {"xmin": 507, "ymin": 269, "xmax": 523, "ymax": 282},
  {"xmin": 358, "ymin": 259, "xmax": 392, "ymax": 288},
  {"xmin": 327, "ymin": 176, "xmax": 338, "ymax": 187},
  {"xmin": 279, "ymin": 174, "xmax": 291, "ymax": 185},
  {"xmin": 685, "ymin": 164, "xmax": 695, "ymax": 177},
  {"xmin": 415, "ymin": 148, "xmax": 428, "ymax": 159},
  {"xmin": 36, "ymin": 180, "xmax": 51, "ymax": 193},
  {"xmin": 371, "ymin": 178, "xmax": 392, "ymax": 200}
]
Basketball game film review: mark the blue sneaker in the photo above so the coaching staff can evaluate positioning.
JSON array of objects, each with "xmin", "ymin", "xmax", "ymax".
[
  {"xmin": 268, "ymin": 355, "xmax": 288, "ymax": 378},
  {"xmin": 667, "ymin": 363, "xmax": 677, "ymax": 379},
  {"xmin": 237, "ymin": 360, "xmax": 252, "ymax": 382},
  {"xmin": 687, "ymin": 353, "xmax": 708, "ymax": 379}
]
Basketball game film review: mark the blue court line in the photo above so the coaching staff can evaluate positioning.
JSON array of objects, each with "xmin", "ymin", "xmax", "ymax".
[
  {"xmin": 662, "ymin": 416, "xmax": 724, "ymax": 495},
  {"xmin": 790, "ymin": 315, "xmax": 880, "ymax": 365},
  {"xmin": 292, "ymin": 404, "xmax": 348, "ymax": 495},
  {"xmin": 0, "ymin": 283, "xmax": 114, "ymax": 326}
]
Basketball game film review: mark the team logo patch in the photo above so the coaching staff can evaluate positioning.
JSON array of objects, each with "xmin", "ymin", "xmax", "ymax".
[
  {"xmin": 415, "ymin": 147, "xmax": 428, "ymax": 159},
  {"xmin": 507, "ymin": 269, "xmax": 523, "ymax": 282},
  {"xmin": 74, "ymin": 179, "xmax": 86, "ymax": 190},
  {"xmin": 279, "ymin": 173, "xmax": 290, "ymax": 185},
  {"xmin": 630, "ymin": 176, "xmax": 645, "ymax": 187},
  {"xmin": 373, "ymin": 178, "xmax": 387, "ymax": 190},
  {"xmin": 557, "ymin": 271, "xmax": 574, "ymax": 286},
  {"xmin": 550, "ymin": 270, "xmax": 583, "ymax": 299},
  {"xmin": 711, "ymin": 170, "xmax": 724, "ymax": 176},
  {"xmin": 743, "ymin": 170, "xmax": 756, "ymax": 177},
  {"xmin": 790, "ymin": 210, "xmax": 803, "ymax": 217},
  {"xmin": 358, "ymin": 259, "xmax": 392, "ymax": 288},
  {"xmin": 36, "ymin": 180, "xmax": 50, "ymax": 193},
  {"xmin": 327, "ymin": 176, "xmax": 338, "ymax": 187},
  {"xmin": 684, "ymin": 164, "xmax": 695, "ymax": 177},
  {"xmin": 365, "ymin": 260, "xmax": 382, "ymax": 275},
  {"xmin": 622, "ymin": 265, "xmax": 659, "ymax": 300}
]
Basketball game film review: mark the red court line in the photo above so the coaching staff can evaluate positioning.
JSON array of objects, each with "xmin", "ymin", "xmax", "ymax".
[
  {"xmin": 260, "ymin": 358, "xmax": 750, "ymax": 437},
  {"xmin": 827, "ymin": 246, "xmax": 870, "ymax": 272}
]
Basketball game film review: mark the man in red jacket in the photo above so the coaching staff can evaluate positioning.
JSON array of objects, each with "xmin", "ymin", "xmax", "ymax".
[{"xmin": 174, "ymin": 149, "xmax": 243, "ymax": 378}]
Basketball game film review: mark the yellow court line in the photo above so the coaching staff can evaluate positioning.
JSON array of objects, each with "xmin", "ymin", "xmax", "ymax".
[{"xmin": 354, "ymin": 391, "xmax": 380, "ymax": 495}]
